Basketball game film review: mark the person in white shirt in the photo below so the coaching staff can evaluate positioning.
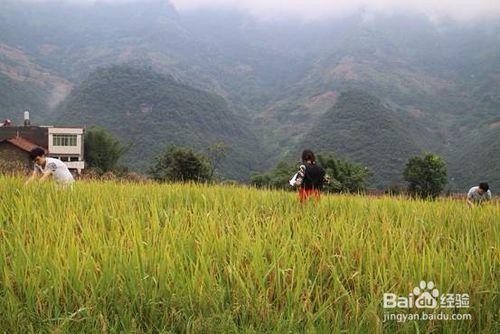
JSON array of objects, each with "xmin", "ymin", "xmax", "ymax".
[
  {"xmin": 466, "ymin": 182, "xmax": 492, "ymax": 208},
  {"xmin": 25, "ymin": 147, "xmax": 74, "ymax": 186}
]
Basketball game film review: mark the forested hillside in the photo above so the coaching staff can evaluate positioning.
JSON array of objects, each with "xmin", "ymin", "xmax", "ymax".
[
  {"xmin": 302, "ymin": 91, "xmax": 423, "ymax": 188},
  {"xmin": 54, "ymin": 66, "xmax": 264, "ymax": 180},
  {"xmin": 0, "ymin": 73, "xmax": 48, "ymax": 124},
  {"xmin": 0, "ymin": 1, "xmax": 498, "ymax": 189}
]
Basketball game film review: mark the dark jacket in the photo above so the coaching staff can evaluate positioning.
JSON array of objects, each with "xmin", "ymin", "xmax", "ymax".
[{"xmin": 296, "ymin": 163, "xmax": 326, "ymax": 190}]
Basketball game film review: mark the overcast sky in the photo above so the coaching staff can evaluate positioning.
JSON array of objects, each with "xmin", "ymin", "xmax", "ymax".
[
  {"xmin": 24, "ymin": 0, "xmax": 500, "ymax": 21},
  {"xmin": 171, "ymin": 0, "xmax": 500, "ymax": 21}
]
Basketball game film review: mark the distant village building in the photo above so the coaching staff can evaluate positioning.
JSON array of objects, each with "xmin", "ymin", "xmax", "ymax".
[{"xmin": 0, "ymin": 112, "xmax": 85, "ymax": 174}]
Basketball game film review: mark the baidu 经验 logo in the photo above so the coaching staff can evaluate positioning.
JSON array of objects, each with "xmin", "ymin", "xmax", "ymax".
[
  {"xmin": 383, "ymin": 280, "xmax": 469, "ymax": 309},
  {"xmin": 384, "ymin": 281, "xmax": 439, "ymax": 309},
  {"xmin": 382, "ymin": 280, "xmax": 471, "ymax": 323}
]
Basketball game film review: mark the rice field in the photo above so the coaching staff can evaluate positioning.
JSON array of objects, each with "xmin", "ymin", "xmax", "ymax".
[{"xmin": 0, "ymin": 176, "xmax": 498, "ymax": 333}]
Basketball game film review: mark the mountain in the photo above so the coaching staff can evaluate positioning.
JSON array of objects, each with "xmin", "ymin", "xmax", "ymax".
[
  {"xmin": 0, "ymin": 43, "xmax": 71, "ymax": 123},
  {"xmin": 253, "ymin": 15, "xmax": 498, "ymax": 150},
  {"xmin": 449, "ymin": 123, "xmax": 500, "ymax": 191},
  {"xmin": 0, "ymin": 1, "xmax": 186, "ymax": 79},
  {"xmin": 53, "ymin": 66, "xmax": 264, "ymax": 180},
  {"xmin": 0, "ymin": 1, "xmax": 498, "ymax": 189},
  {"xmin": 302, "ymin": 90, "xmax": 424, "ymax": 188},
  {"xmin": 0, "ymin": 72, "xmax": 47, "ymax": 124}
]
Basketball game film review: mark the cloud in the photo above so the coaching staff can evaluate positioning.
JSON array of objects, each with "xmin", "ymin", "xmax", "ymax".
[
  {"xmin": 170, "ymin": 0, "xmax": 500, "ymax": 21},
  {"xmin": 18, "ymin": 0, "xmax": 500, "ymax": 21}
]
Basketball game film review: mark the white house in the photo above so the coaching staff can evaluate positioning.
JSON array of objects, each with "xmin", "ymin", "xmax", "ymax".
[
  {"xmin": 48, "ymin": 127, "xmax": 85, "ymax": 174},
  {"xmin": 0, "ymin": 112, "xmax": 86, "ymax": 174}
]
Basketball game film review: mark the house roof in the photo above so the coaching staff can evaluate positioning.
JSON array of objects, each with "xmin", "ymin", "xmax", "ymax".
[
  {"xmin": 0, "ymin": 126, "xmax": 48, "ymax": 148},
  {"xmin": 0, "ymin": 137, "xmax": 40, "ymax": 152}
]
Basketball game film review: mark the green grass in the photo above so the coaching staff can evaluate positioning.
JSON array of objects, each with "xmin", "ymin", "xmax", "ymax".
[{"xmin": 0, "ymin": 176, "xmax": 498, "ymax": 333}]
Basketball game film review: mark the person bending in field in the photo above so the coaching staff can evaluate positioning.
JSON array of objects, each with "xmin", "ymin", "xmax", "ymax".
[
  {"xmin": 25, "ymin": 147, "xmax": 74, "ymax": 186},
  {"xmin": 291, "ymin": 149, "xmax": 329, "ymax": 202},
  {"xmin": 466, "ymin": 182, "xmax": 491, "ymax": 208}
]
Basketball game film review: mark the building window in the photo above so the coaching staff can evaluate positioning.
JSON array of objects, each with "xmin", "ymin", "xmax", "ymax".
[{"xmin": 53, "ymin": 134, "xmax": 77, "ymax": 147}]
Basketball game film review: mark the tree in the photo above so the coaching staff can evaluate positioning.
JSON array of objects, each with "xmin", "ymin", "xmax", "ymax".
[
  {"xmin": 149, "ymin": 146, "xmax": 211, "ymax": 183},
  {"xmin": 207, "ymin": 141, "xmax": 229, "ymax": 179},
  {"xmin": 404, "ymin": 153, "xmax": 448, "ymax": 199},
  {"xmin": 84, "ymin": 126, "xmax": 129, "ymax": 173},
  {"xmin": 250, "ymin": 161, "xmax": 297, "ymax": 190},
  {"xmin": 250, "ymin": 152, "xmax": 371, "ymax": 193},
  {"xmin": 317, "ymin": 154, "xmax": 371, "ymax": 193}
]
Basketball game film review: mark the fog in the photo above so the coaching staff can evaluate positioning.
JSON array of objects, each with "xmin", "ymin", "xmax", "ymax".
[{"xmin": 16, "ymin": 0, "xmax": 500, "ymax": 21}]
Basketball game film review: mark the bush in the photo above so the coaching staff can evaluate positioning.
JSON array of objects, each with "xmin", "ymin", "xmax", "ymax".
[
  {"xmin": 317, "ymin": 154, "xmax": 371, "ymax": 193},
  {"xmin": 101, "ymin": 171, "xmax": 116, "ymax": 181},
  {"xmin": 124, "ymin": 172, "xmax": 150, "ymax": 184},
  {"xmin": 404, "ymin": 153, "xmax": 448, "ymax": 199},
  {"xmin": 250, "ymin": 161, "xmax": 297, "ymax": 190},
  {"xmin": 80, "ymin": 168, "xmax": 102, "ymax": 180},
  {"xmin": 385, "ymin": 182, "xmax": 406, "ymax": 196},
  {"xmin": 84, "ymin": 126, "xmax": 129, "ymax": 173},
  {"xmin": 149, "ymin": 146, "xmax": 211, "ymax": 183},
  {"xmin": 250, "ymin": 153, "xmax": 371, "ymax": 193},
  {"xmin": 0, "ymin": 161, "xmax": 27, "ymax": 176}
]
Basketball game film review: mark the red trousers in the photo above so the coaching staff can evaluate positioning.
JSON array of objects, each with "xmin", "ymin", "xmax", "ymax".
[{"xmin": 299, "ymin": 188, "xmax": 320, "ymax": 202}]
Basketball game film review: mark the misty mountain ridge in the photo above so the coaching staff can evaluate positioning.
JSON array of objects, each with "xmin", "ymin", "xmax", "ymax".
[
  {"xmin": 54, "ymin": 65, "xmax": 264, "ymax": 180},
  {"xmin": 0, "ymin": 1, "xmax": 498, "ymax": 189},
  {"xmin": 302, "ymin": 90, "xmax": 425, "ymax": 187}
]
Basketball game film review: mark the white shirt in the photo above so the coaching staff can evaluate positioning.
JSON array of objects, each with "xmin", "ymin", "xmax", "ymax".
[
  {"xmin": 34, "ymin": 157, "xmax": 74, "ymax": 184},
  {"xmin": 467, "ymin": 186, "xmax": 491, "ymax": 203}
]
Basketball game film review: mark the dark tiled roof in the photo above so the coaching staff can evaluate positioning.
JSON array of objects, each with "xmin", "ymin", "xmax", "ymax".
[
  {"xmin": 0, "ymin": 126, "xmax": 48, "ymax": 148},
  {"xmin": 1, "ymin": 137, "xmax": 41, "ymax": 152},
  {"xmin": 8, "ymin": 137, "xmax": 40, "ymax": 152}
]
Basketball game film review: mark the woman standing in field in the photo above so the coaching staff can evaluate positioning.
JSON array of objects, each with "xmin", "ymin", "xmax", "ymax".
[{"xmin": 291, "ymin": 149, "xmax": 329, "ymax": 202}]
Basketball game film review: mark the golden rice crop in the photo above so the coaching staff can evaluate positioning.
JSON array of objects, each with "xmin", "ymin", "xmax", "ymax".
[{"xmin": 0, "ymin": 176, "xmax": 498, "ymax": 333}]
